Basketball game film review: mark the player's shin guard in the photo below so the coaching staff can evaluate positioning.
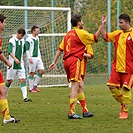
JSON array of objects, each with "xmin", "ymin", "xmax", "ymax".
[
  {"xmin": 110, "ymin": 88, "xmax": 124, "ymax": 104},
  {"xmin": 78, "ymin": 92, "xmax": 88, "ymax": 113},
  {"xmin": 123, "ymin": 89, "xmax": 132, "ymax": 112},
  {"xmin": 69, "ymin": 98, "xmax": 77, "ymax": 114},
  {"xmin": 0, "ymin": 99, "xmax": 11, "ymax": 120}
]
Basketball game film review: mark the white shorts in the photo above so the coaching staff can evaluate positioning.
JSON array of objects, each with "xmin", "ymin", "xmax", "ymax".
[
  {"xmin": 6, "ymin": 68, "xmax": 26, "ymax": 80},
  {"xmin": 28, "ymin": 57, "xmax": 44, "ymax": 73}
]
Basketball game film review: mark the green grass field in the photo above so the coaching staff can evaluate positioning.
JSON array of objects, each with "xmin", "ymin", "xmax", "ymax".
[{"xmin": 0, "ymin": 84, "xmax": 132, "ymax": 133}]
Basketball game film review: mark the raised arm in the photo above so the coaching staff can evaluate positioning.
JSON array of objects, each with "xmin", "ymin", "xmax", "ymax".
[
  {"xmin": 94, "ymin": 25, "xmax": 101, "ymax": 40},
  {"xmin": 100, "ymin": 14, "xmax": 108, "ymax": 40}
]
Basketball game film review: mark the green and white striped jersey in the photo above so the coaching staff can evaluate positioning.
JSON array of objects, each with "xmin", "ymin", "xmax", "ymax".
[
  {"xmin": 8, "ymin": 36, "xmax": 25, "ymax": 69},
  {"xmin": 25, "ymin": 35, "xmax": 41, "ymax": 58}
]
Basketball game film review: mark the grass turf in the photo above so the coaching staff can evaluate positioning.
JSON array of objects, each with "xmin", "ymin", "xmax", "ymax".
[{"xmin": 0, "ymin": 84, "xmax": 132, "ymax": 133}]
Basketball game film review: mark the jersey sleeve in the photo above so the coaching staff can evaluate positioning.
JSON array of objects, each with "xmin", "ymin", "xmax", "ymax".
[
  {"xmin": 86, "ymin": 45, "xmax": 93, "ymax": 56},
  {"xmin": 23, "ymin": 44, "xmax": 26, "ymax": 54},
  {"xmin": 25, "ymin": 40, "xmax": 30, "ymax": 51},
  {"xmin": 8, "ymin": 42, "xmax": 13, "ymax": 55},
  {"xmin": 76, "ymin": 29, "xmax": 97, "ymax": 46},
  {"xmin": 58, "ymin": 38, "xmax": 64, "ymax": 52},
  {"xmin": 105, "ymin": 30, "xmax": 121, "ymax": 42}
]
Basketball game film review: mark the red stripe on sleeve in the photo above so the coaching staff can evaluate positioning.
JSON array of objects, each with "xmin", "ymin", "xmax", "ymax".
[
  {"xmin": 58, "ymin": 47, "xmax": 63, "ymax": 52},
  {"xmin": 94, "ymin": 34, "xmax": 98, "ymax": 43},
  {"xmin": 104, "ymin": 33, "xmax": 108, "ymax": 42}
]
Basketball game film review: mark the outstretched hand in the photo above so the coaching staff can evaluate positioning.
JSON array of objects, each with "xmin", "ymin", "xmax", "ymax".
[
  {"xmin": 49, "ymin": 62, "xmax": 56, "ymax": 71},
  {"xmin": 101, "ymin": 14, "xmax": 107, "ymax": 24}
]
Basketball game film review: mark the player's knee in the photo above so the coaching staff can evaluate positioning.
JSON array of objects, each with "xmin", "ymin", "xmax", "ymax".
[
  {"xmin": 20, "ymin": 79, "xmax": 26, "ymax": 84},
  {"xmin": 39, "ymin": 70, "xmax": 44, "ymax": 75},
  {"xmin": 29, "ymin": 72, "xmax": 35, "ymax": 76},
  {"xmin": 0, "ymin": 86, "xmax": 7, "ymax": 96},
  {"xmin": 7, "ymin": 80, "xmax": 13, "ymax": 85}
]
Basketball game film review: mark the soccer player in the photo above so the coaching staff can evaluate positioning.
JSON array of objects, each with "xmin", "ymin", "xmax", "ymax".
[
  {"xmin": 101, "ymin": 14, "xmax": 133, "ymax": 119},
  {"xmin": 25, "ymin": 25, "xmax": 44, "ymax": 92},
  {"xmin": 69, "ymin": 45, "xmax": 94, "ymax": 106},
  {"xmin": 79, "ymin": 45, "xmax": 94, "ymax": 93},
  {"xmin": 80, "ymin": 45, "xmax": 94, "ymax": 88},
  {"xmin": 6, "ymin": 28, "xmax": 32, "ymax": 102},
  {"xmin": 76, "ymin": 45, "xmax": 94, "ymax": 109},
  {"xmin": 0, "ymin": 14, "xmax": 20, "ymax": 124},
  {"xmin": 49, "ymin": 14, "xmax": 101, "ymax": 119}
]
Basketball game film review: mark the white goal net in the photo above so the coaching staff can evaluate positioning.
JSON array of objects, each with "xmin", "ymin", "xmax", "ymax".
[{"xmin": 0, "ymin": 6, "xmax": 71, "ymax": 87}]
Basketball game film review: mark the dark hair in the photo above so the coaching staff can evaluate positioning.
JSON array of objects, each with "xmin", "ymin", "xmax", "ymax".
[
  {"xmin": 17, "ymin": 28, "xmax": 26, "ymax": 36},
  {"xmin": 119, "ymin": 14, "xmax": 131, "ymax": 24},
  {"xmin": 0, "ymin": 14, "xmax": 6, "ymax": 23},
  {"xmin": 31, "ymin": 25, "xmax": 39, "ymax": 33},
  {"xmin": 71, "ymin": 14, "xmax": 82, "ymax": 27}
]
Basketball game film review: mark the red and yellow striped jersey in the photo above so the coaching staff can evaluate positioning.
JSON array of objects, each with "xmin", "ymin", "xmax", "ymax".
[
  {"xmin": 105, "ymin": 28, "xmax": 133, "ymax": 73},
  {"xmin": 58, "ymin": 27, "xmax": 97, "ymax": 60}
]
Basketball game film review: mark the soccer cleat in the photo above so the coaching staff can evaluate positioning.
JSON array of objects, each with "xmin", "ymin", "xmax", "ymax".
[
  {"xmin": 3, "ymin": 116, "xmax": 20, "ymax": 124},
  {"xmin": 34, "ymin": 86, "xmax": 40, "ymax": 92},
  {"xmin": 68, "ymin": 113, "xmax": 82, "ymax": 119},
  {"xmin": 119, "ymin": 111, "xmax": 128, "ymax": 119},
  {"xmin": 24, "ymin": 98, "xmax": 32, "ymax": 102},
  {"xmin": 83, "ymin": 111, "xmax": 94, "ymax": 117},
  {"xmin": 29, "ymin": 88, "xmax": 37, "ymax": 92}
]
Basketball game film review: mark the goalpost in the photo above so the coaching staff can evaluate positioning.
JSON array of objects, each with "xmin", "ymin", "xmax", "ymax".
[{"xmin": 0, "ymin": 6, "xmax": 71, "ymax": 87}]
